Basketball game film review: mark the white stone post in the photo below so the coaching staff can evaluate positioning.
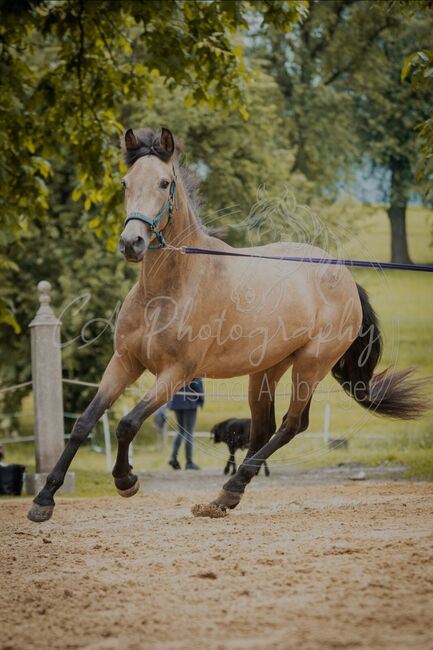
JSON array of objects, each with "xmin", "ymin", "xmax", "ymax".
[
  {"xmin": 26, "ymin": 281, "xmax": 75, "ymax": 494},
  {"xmin": 323, "ymin": 402, "xmax": 331, "ymax": 445}
]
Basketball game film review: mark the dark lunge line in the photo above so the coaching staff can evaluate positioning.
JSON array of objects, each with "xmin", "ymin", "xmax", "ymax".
[{"xmin": 182, "ymin": 247, "xmax": 433, "ymax": 273}]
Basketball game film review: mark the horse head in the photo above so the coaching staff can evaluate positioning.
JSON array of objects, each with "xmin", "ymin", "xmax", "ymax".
[{"xmin": 119, "ymin": 127, "xmax": 176, "ymax": 261}]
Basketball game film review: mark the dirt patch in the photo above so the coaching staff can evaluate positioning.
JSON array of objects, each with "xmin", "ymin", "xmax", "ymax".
[
  {"xmin": 1, "ymin": 478, "xmax": 432, "ymax": 650},
  {"xmin": 191, "ymin": 502, "xmax": 229, "ymax": 518}
]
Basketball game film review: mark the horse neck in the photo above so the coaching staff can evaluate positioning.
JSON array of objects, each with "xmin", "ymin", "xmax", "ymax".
[
  {"xmin": 166, "ymin": 179, "xmax": 206, "ymax": 248},
  {"xmin": 139, "ymin": 181, "xmax": 208, "ymax": 293}
]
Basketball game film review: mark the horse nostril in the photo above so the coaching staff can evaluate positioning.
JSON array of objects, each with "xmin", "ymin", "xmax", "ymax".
[
  {"xmin": 119, "ymin": 234, "xmax": 146, "ymax": 260},
  {"xmin": 131, "ymin": 236, "xmax": 145, "ymax": 254}
]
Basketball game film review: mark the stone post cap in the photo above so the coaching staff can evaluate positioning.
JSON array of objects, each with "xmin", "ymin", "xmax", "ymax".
[
  {"xmin": 38, "ymin": 280, "xmax": 52, "ymax": 302},
  {"xmin": 29, "ymin": 280, "xmax": 61, "ymax": 327}
]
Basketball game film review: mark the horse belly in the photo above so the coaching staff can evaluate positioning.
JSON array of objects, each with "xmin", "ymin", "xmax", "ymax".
[{"xmin": 197, "ymin": 301, "xmax": 313, "ymax": 378}]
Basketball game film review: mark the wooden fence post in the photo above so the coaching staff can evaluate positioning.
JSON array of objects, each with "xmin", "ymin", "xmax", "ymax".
[{"xmin": 25, "ymin": 281, "xmax": 75, "ymax": 494}]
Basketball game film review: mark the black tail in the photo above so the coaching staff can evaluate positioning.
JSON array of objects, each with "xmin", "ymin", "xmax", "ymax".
[{"xmin": 331, "ymin": 284, "xmax": 430, "ymax": 420}]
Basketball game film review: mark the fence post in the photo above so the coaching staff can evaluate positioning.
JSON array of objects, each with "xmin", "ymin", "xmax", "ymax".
[
  {"xmin": 102, "ymin": 412, "xmax": 112, "ymax": 472},
  {"xmin": 323, "ymin": 402, "xmax": 331, "ymax": 445},
  {"xmin": 26, "ymin": 281, "xmax": 75, "ymax": 495},
  {"xmin": 122, "ymin": 404, "xmax": 134, "ymax": 464}
]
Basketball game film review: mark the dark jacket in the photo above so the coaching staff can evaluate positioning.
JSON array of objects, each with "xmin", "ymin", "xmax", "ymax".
[{"xmin": 167, "ymin": 378, "xmax": 205, "ymax": 411}]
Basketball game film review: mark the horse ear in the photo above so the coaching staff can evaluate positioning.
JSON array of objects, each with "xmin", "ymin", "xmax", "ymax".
[
  {"xmin": 160, "ymin": 128, "xmax": 175, "ymax": 157},
  {"xmin": 124, "ymin": 128, "xmax": 140, "ymax": 150}
]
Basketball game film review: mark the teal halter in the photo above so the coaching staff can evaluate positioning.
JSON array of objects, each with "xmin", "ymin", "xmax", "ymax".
[{"xmin": 124, "ymin": 168, "xmax": 177, "ymax": 249}]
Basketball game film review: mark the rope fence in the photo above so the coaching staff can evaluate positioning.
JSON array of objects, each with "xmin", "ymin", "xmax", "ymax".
[
  {"xmin": 0, "ymin": 381, "xmax": 32, "ymax": 395},
  {"xmin": 0, "ymin": 375, "xmax": 411, "ymax": 456},
  {"xmin": 61, "ymin": 377, "xmax": 342, "ymax": 397},
  {"xmin": 0, "ymin": 376, "xmax": 423, "ymax": 471}
]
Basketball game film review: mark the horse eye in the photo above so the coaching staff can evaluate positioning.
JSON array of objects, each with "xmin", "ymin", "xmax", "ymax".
[
  {"xmin": 121, "ymin": 179, "xmax": 127, "ymax": 189},
  {"xmin": 160, "ymin": 179, "xmax": 170, "ymax": 189}
]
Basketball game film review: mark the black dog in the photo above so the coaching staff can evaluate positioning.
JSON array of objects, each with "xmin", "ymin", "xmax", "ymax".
[{"xmin": 210, "ymin": 418, "xmax": 270, "ymax": 476}]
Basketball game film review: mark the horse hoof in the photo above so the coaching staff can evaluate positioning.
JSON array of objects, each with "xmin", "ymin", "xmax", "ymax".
[
  {"xmin": 116, "ymin": 478, "xmax": 140, "ymax": 498},
  {"xmin": 27, "ymin": 503, "xmax": 54, "ymax": 523},
  {"xmin": 212, "ymin": 488, "xmax": 242, "ymax": 510}
]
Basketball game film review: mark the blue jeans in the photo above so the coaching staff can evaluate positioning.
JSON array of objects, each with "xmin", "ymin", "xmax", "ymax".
[{"xmin": 170, "ymin": 409, "xmax": 197, "ymax": 465}]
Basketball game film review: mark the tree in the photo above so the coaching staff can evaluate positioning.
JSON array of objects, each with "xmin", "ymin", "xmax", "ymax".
[
  {"xmin": 400, "ymin": 1, "xmax": 433, "ymax": 198},
  {"xmin": 0, "ymin": 161, "xmax": 136, "ymax": 425},
  {"xmin": 349, "ymin": 5, "xmax": 432, "ymax": 263},
  {"xmin": 0, "ymin": 0, "xmax": 306, "ymax": 330},
  {"xmin": 0, "ymin": 60, "xmax": 312, "ymax": 421},
  {"xmin": 261, "ymin": 0, "xmax": 432, "ymax": 263},
  {"xmin": 258, "ymin": 1, "xmax": 366, "ymax": 198},
  {"xmin": 1, "ymin": 29, "xmax": 312, "ymax": 419},
  {"xmin": 127, "ymin": 68, "xmax": 311, "ymax": 247}
]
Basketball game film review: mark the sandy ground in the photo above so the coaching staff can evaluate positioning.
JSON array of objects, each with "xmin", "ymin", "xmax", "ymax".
[{"xmin": 1, "ymin": 472, "xmax": 433, "ymax": 650}]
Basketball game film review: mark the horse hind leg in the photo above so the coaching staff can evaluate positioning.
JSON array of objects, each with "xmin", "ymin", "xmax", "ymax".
[
  {"xmin": 199, "ymin": 348, "xmax": 332, "ymax": 515},
  {"xmin": 243, "ymin": 359, "xmax": 292, "ymax": 466}
]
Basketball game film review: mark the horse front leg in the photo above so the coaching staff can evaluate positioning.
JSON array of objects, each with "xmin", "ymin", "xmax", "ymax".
[
  {"xmin": 111, "ymin": 368, "xmax": 188, "ymax": 496},
  {"xmin": 28, "ymin": 353, "xmax": 144, "ymax": 523}
]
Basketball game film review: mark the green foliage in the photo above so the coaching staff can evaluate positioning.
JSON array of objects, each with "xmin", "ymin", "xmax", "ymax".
[
  {"xmin": 129, "ymin": 68, "xmax": 312, "ymax": 245},
  {"xmin": 260, "ymin": 0, "xmax": 432, "ymax": 262},
  {"xmin": 348, "ymin": 2, "xmax": 432, "ymax": 260},
  {"xmin": 0, "ymin": 163, "xmax": 136, "ymax": 421},
  {"xmin": 257, "ymin": 2, "xmax": 367, "ymax": 196},
  {"xmin": 376, "ymin": 1, "xmax": 433, "ymax": 200},
  {"xmin": 262, "ymin": 1, "xmax": 432, "ymax": 198},
  {"xmin": 402, "ymin": 45, "xmax": 433, "ymax": 196},
  {"xmin": 0, "ymin": 63, "xmax": 312, "ymax": 421},
  {"xmin": 349, "ymin": 9, "xmax": 431, "ymax": 176},
  {"xmin": 0, "ymin": 0, "xmax": 305, "ymax": 329},
  {"xmin": 0, "ymin": 1, "xmax": 306, "ymax": 419}
]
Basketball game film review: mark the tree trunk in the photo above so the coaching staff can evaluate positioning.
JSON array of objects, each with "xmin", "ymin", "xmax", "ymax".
[
  {"xmin": 387, "ymin": 157, "xmax": 412, "ymax": 265},
  {"xmin": 387, "ymin": 204, "xmax": 412, "ymax": 264}
]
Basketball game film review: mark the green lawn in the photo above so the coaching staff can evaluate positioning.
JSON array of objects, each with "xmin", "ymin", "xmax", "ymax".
[{"xmin": 4, "ymin": 205, "xmax": 433, "ymax": 493}]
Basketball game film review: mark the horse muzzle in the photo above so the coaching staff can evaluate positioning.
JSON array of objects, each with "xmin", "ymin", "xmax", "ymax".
[{"xmin": 119, "ymin": 234, "xmax": 147, "ymax": 262}]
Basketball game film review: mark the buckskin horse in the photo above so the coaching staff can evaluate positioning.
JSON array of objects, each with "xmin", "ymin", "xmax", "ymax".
[{"xmin": 28, "ymin": 128, "xmax": 428, "ymax": 522}]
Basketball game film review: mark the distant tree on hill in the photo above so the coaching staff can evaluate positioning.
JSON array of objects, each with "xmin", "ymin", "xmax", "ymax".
[{"xmin": 262, "ymin": 0, "xmax": 432, "ymax": 263}]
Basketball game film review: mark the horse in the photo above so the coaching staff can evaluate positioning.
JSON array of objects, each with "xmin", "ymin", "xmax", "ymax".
[{"xmin": 27, "ymin": 127, "xmax": 428, "ymax": 522}]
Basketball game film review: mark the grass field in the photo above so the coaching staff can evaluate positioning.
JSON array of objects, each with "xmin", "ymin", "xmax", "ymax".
[{"xmin": 3, "ymin": 205, "xmax": 433, "ymax": 494}]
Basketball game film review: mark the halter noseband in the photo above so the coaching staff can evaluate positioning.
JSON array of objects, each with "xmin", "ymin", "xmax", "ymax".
[{"xmin": 124, "ymin": 166, "xmax": 177, "ymax": 249}]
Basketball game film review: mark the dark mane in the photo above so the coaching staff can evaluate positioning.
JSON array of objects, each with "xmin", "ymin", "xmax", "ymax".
[
  {"xmin": 121, "ymin": 127, "xmax": 202, "ymax": 222},
  {"xmin": 177, "ymin": 156, "xmax": 201, "ymax": 222}
]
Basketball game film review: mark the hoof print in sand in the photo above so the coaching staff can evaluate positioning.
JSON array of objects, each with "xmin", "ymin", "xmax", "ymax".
[{"xmin": 191, "ymin": 503, "xmax": 229, "ymax": 518}]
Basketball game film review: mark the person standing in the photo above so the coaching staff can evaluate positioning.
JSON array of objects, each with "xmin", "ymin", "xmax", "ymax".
[{"xmin": 168, "ymin": 378, "xmax": 204, "ymax": 470}]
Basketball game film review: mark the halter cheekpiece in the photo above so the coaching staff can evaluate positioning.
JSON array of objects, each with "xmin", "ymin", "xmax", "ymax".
[{"xmin": 124, "ymin": 163, "xmax": 177, "ymax": 249}]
